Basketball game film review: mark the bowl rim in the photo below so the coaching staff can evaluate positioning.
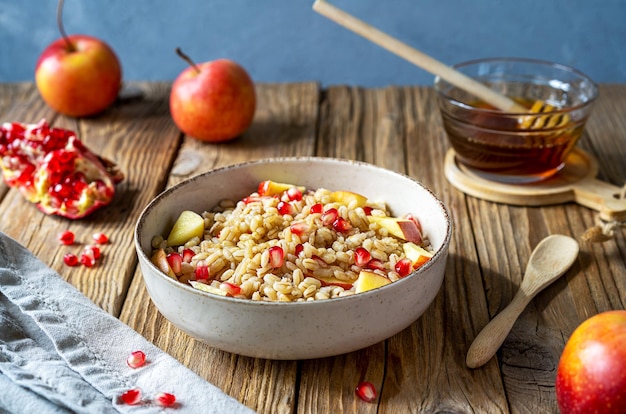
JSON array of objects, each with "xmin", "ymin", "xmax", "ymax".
[
  {"xmin": 433, "ymin": 56, "xmax": 599, "ymax": 115},
  {"xmin": 134, "ymin": 156, "xmax": 452, "ymax": 307}
]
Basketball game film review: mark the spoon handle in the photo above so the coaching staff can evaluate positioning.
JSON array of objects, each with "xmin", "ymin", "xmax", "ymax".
[{"xmin": 466, "ymin": 293, "xmax": 531, "ymax": 368}]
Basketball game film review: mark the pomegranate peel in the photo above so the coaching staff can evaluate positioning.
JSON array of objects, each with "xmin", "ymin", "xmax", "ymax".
[{"xmin": 0, "ymin": 120, "xmax": 123, "ymax": 219}]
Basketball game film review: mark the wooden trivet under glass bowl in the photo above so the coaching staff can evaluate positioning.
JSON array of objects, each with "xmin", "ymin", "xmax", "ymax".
[{"xmin": 444, "ymin": 147, "xmax": 626, "ymax": 223}]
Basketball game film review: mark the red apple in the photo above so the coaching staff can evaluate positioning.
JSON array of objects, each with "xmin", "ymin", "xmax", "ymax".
[
  {"xmin": 556, "ymin": 310, "xmax": 626, "ymax": 414},
  {"xmin": 169, "ymin": 48, "xmax": 256, "ymax": 142},
  {"xmin": 35, "ymin": 1, "xmax": 121, "ymax": 117}
]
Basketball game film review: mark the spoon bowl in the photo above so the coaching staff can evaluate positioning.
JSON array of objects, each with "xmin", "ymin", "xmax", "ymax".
[{"xmin": 466, "ymin": 234, "xmax": 579, "ymax": 369}]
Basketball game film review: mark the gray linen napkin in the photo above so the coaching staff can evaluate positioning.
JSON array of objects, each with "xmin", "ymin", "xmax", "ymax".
[{"xmin": 0, "ymin": 232, "xmax": 255, "ymax": 414}]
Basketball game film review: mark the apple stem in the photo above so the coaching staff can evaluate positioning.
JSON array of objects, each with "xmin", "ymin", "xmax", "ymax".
[
  {"xmin": 175, "ymin": 48, "xmax": 201, "ymax": 74},
  {"xmin": 57, "ymin": 0, "xmax": 75, "ymax": 52}
]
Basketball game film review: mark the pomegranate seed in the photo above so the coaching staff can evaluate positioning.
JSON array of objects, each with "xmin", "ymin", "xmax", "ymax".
[
  {"xmin": 310, "ymin": 203, "xmax": 323, "ymax": 214},
  {"xmin": 92, "ymin": 232, "xmax": 109, "ymax": 244},
  {"xmin": 395, "ymin": 258, "xmax": 413, "ymax": 277},
  {"xmin": 84, "ymin": 245, "xmax": 101, "ymax": 259},
  {"xmin": 166, "ymin": 252, "xmax": 183, "ymax": 275},
  {"xmin": 367, "ymin": 259, "xmax": 385, "ymax": 271},
  {"xmin": 321, "ymin": 208, "xmax": 338, "ymax": 226},
  {"xmin": 290, "ymin": 222, "xmax": 309, "ymax": 236},
  {"xmin": 195, "ymin": 261, "xmax": 210, "ymax": 281},
  {"xmin": 277, "ymin": 201, "xmax": 295, "ymax": 215},
  {"xmin": 63, "ymin": 253, "xmax": 79, "ymax": 266},
  {"xmin": 220, "ymin": 281, "xmax": 241, "ymax": 296},
  {"xmin": 181, "ymin": 248, "xmax": 195, "ymax": 263},
  {"xmin": 363, "ymin": 206, "xmax": 373, "ymax": 216},
  {"xmin": 332, "ymin": 217, "xmax": 352, "ymax": 233},
  {"xmin": 58, "ymin": 230, "xmax": 75, "ymax": 245},
  {"xmin": 242, "ymin": 196, "xmax": 262, "ymax": 204},
  {"xmin": 268, "ymin": 246, "xmax": 284, "ymax": 268},
  {"xmin": 155, "ymin": 392, "xmax": 176, "ymax": 407},
  {"xmin": 355, "ymin": 381, "xmax": 377, "ymax": 403},
  {"xmin": 80, "ymin": 250, "xmax": 96, "ymax": 267},
  {"xmin": 286, "ymin": 186, "xmax": 302, "ymax": 201},
  {"xmin": 126, "ymin": 350, "xmax": 146, "ymax": 368},
  {"xmin": 257, "ymin": 180, "xmax": 270, "ymax": 196},
  {"xmin": 120, "ymin": 388, "xmax": 142, "ymax": 405},
  {"xmin": 354, "ymin": 247, "xmax": 372, "ymax": 266},
  {"xmin": 295, "ymin": 244, "xmax": 304, "ymax": 256}
]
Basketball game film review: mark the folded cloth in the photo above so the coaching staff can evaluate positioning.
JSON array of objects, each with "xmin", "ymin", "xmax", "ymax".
[{"xmin": 0, "ymin": 232, "xmax": 255, "ymax": 414}]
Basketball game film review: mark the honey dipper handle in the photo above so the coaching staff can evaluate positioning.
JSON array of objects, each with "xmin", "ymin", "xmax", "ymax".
[{"xmin": 312, "ymin": 0, "xmax": 526, "ymax": 112}]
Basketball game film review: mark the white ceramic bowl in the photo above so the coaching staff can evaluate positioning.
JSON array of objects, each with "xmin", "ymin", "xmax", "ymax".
[{"xmin": 135, "ymin": 157, "xmax": 452, "ymax": 360}]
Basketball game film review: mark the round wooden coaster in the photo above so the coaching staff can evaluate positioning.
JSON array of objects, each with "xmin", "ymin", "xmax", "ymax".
[{"xmin": 444, "ymin": 148, "xmax": 626, "ymax": 222}]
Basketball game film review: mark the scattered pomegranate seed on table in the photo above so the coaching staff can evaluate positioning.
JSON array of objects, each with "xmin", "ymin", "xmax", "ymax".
[
  {"xmin": 63, "ymin": 253, "xmax": 79, "ymax": 266},
  {"xmin": 80, "ymin": 249, "xmax": 96, "ymax": 267},
  {"xmin": 58, "ymin": 230, "xmax": 75, "ymax": 245},
  {"xmin": 126, "ymin": 350, "xmax": 147, "ymax": 369},
  {"xmin": 83, "ymin": 245, "xmax": 101, "ymax": 259},
  {"xmin": 120, "ymin": 388, "xmax": 142, "ymax": 405},
  {"xmin": 155, "ymin": 392, "xmax": 176, "ymax": 407},
  {"xmin": 355, "ymin": 381, "xmax": 377, "ymax": 403},
  {"xmin": 92, "ymin": 232, "xmax": 109, "ymax": 244}
]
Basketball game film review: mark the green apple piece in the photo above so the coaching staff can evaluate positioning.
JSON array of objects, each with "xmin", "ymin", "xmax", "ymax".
[
  {"xmin": 167, "ymin": 210, "xmax": 205, "ymax": 246},
  {"xmin": 189, "ymin": 281, "xmax": 228, "ymax": 296},
  {"xmin": 330, "ymin": 190, "xmax": 368, "ymax": 208},
  {"xmin": 354, "ymin": 270, "xmax": 391, "ymax": 293},
  {"xmin": 367, "ymin": 216, "xmax": 422, "ymax": 243},
  {"xmin": 403, "ymin": 242, "xmax": 433, "ymax": 268}
]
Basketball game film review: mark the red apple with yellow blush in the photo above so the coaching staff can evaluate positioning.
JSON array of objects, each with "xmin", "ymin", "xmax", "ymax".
[
  {"xmin": 556, "ymin": 310, "xmax": 626, "ymax": 414},
  {"xmin": 169, "ymin": 48, "xmax": 256, "ymax": 142},
  {"xmin": 35, "ymin": 0, "xmax": 122, "ymax": 117}
]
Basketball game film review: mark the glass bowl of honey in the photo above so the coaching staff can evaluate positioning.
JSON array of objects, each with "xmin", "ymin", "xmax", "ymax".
[{"xmin": 435, "ymin": 57, "xmax": 598, "ymax": 183}]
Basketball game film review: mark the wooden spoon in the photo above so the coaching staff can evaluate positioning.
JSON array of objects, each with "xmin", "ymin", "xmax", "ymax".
[{"xmin": 465, "ymin": 235, "xmax": 579, "ymax": 369}]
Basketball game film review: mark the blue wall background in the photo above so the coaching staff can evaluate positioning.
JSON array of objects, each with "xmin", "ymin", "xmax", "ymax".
[{"xmin": 1, "ymin": 0, "xmax": 625, "ymax": 87}]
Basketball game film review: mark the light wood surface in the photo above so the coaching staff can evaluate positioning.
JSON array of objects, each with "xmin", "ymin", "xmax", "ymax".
[{"xmin": 1, "ymin": 82, "xmax": 625, "ymax": 413}]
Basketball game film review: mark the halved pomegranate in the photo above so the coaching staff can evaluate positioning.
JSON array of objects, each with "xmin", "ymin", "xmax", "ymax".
[{"xmin": 0, "ymin": 120, "xmax": 123, "ymax": 219}]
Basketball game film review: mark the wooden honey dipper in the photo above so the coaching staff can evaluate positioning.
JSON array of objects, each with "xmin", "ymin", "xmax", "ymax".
[{"xmin": 312, "ymin": 0, "xmax": 569, "ymax": 128}]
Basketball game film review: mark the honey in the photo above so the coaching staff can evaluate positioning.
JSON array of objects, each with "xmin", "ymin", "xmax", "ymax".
[{"xmin": 440, "ymin": 97, "xmax": 584, "ymax": 183}]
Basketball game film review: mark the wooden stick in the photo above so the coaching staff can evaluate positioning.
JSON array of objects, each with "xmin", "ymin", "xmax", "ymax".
[{"xmin": 312, "ymin": 0, "xmax": 527, "ymax": 112}]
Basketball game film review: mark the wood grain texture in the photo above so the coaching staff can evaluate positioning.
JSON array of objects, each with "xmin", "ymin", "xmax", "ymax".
[{"xmin": 1, "ymin": 82, "xmax": 624, "ymax": 414}]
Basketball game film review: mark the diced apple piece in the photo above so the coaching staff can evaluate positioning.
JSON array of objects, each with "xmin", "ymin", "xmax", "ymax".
[
  {"xmin": 354, "ymin": 270, "xmax": 391, "ymax": 293},
  {"xmin": 189, "ymin": 281, "xmax": 228, "ymax": 296},
  {"xmin": 258, "ymin": 180, "xmax": 305, "ymax": 196},
  {"xmin": 367, "ymin": 216, "xmax": 423, "ymax": 244},
  {"xmin": 151, "ymin": 249, "xmax": 176, "ymax": 279},
  {"xmin": 167, "ymin": 210, "xmax": 205, "ymax": 246},
  {"xmin": 315, "ymin": 275, "xmax": 354, "ymax": 290},
  {"xmin": 330, "ymin": 190, "xmax": 368, "ymax": 208},
  {"xmin": 403, "ymin": 242, "xmax": 433, "ymax": 269}
]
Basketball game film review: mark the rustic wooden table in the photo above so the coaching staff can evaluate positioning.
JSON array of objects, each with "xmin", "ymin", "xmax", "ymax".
[{"xmin": 1, "ymin": 82, "xmax": 625, "ymax": 413}]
